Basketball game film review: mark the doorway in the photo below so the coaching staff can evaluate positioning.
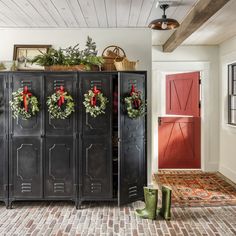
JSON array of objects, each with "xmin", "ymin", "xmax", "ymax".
[{"xmin": 158, "ymin": 72, "xmax": 201, "ymax": 169}]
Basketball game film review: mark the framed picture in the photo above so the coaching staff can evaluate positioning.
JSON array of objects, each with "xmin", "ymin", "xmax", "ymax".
[{"xmin": 13, "ymin": 44, "xmax": 51, "ymax": 70}]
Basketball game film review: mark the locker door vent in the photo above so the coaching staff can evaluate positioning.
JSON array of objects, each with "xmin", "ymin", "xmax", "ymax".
[
  {"xmin": 54, "ymin": 183, "xmax": 65, "ymax": 193},
  {"xmin": 128, "ymin": 80, "xmax": 137, "ymax": 90},
  {"xmin": 21, "ymin": 183, "xmax": 32, "ymax": 193},
  {"xmin": 90, "ymin": 182, "xmax": 102, "ymax": 193},
  {"xmin": 53, "ymin": 80, "xmax": 65, "ymax": 90},
  {"xmin": 90, "ymin": 80, "xmax": 102, "ymax": 90},
  {"xmin": 128, "ymin": 186, "xmax": 137, "ymax": 198},
  {"xmin": 21, "ymin": 81, "xmax": 32, "ymax": 90}
]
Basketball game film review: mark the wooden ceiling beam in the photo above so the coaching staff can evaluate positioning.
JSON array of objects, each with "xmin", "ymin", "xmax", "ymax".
[{"xmin": 162, "ymin": 0, "xmax": 231, "ymax": 52}]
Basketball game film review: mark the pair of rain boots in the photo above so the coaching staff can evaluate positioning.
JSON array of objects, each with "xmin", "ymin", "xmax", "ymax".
[{"xmin": 135, "ymin": 186, "xmax": 172, "ymax": 220}]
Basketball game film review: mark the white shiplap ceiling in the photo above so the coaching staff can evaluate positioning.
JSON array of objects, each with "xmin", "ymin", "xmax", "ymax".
[
  {"xmin": 0, "ymin": 0, "xmax": 235, "ymax": 46},
  {"xmin": 0, "ymin": 0, "xmax": 196, "ymax": 28}
]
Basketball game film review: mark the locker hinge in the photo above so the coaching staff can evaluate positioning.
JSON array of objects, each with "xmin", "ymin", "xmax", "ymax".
[
  {"xmin": 10, "ymin": 82, "xmax": 13, "ymax": 88},
  {"xmin": 78, "ymin": 81, "xmax": 81, "ymax": 90},
  {"xmin": 9, "ymin": 184, "xmax": 13, "ymax": 191},
  {"xmin": 73, "ymin": 132, "xmax": 80, "ymax": 139},
  {"xmin": 199, "ymin": 79, "xmax": 201, "ymax": 84},
  {"xmin": 3, "ymin": 184, "xmax": 8, "ymax": 191},
  {"xmin": 74, "ymin": 184, "xmax": 79, "ymax": 192},
  {"xmin": 199, "ymin": 101, "xmax": 201, "ymax": 108},
  {"xmin": 5, "ymin": 82, "xmax": 8, "ymax": 89},
  {"xmin": 5, "ymin": 81, "xmax": 13, "ymax": 89},
  {"xmin": 78, "ymin": 183, "xmax": 82, "ymax": 193}
]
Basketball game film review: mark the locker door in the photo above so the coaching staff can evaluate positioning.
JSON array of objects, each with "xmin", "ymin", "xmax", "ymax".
[
  {"xmin": 79, "ymin": 73, "xmax": 112, "ymax": 200},
  {"xmin": 0, "ymin": 74, "xmax": 8, "ymax": 205},
  {"xmin": 118, "ymin": 72, "xmax": 147, "ymax": 205}
]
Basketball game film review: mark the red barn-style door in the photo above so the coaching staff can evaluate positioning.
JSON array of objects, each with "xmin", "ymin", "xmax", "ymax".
[{"xmin": 158, "ymin": 72, "xmax": 201, "ymax": 169}]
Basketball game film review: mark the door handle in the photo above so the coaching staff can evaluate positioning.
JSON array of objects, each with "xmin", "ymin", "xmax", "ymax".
[{"xmin": 158, "ymin": 117, "xmax": 162, "ymax": 126}]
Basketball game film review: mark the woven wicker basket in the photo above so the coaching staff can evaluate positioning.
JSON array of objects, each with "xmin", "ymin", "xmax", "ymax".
[
  {"xmin": 102, "ymin": 45, "xmax": 126, "ymax": 71},
  {"xmin": 114, "ymin": 58, "xmax": 138, "ymax": 71}
]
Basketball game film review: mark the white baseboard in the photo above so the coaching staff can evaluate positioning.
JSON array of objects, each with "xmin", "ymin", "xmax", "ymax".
[
  {"xmin": 219, "ymin": 165, "xmax": 236, "ymax": 183},
  {"xmin": 203, "ymin": 162, "xmax": 219, "ymax": 172}
]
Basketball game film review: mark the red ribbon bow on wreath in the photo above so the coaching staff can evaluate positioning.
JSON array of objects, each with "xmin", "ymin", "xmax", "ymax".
[
  {"xmin": 90, "ymin": 86, "xmax": 101, "ymax": 106},
  {"xmin": 130, "ymin": 84, "xmax": 136, "ymax": 96},
  {"xmin": 130, "ymin": 84, "xmax": 141, "ymax": 108},
  {"xmin": 57, "ymin": 86, "xmax": 65, "ymax": 107},
  {"xmin": 21, "ymin": 86, "xmax": 32, "ymax": 112}
]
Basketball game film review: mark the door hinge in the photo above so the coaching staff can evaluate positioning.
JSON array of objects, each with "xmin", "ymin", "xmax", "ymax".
[
  {"xmin": 199, "ymin": 101, "xmax": 201, "ymax": 108},
  {"xmin": 199, "ymin": 79, "xmax": 201, "ymax": 84},
  {"xmin": 158, "ymin": 117, "xmax": 162, "ymax": 126}
]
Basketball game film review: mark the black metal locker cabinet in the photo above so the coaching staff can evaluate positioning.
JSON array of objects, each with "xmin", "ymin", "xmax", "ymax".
[
  {"xmin": 118, "ymin": 72, "xmax": 147, "ymax": 205},
  {"xmin": 44, "ymin": 73, "xmax": 76, "ymax": 199},
  {"xmin": 79, "ymin": 72, "xmax": 113, "ymax": 200},
  {"xmin": 9, "ymin": 73, "xmax": 44, "ymax": 203},
  {"xmin": 2, "ymin": 71, "xmax": 147, "ymax": 208},
  {"xmin": 0, "ymin": 74, "xmax": 8, "ymax": 206}
]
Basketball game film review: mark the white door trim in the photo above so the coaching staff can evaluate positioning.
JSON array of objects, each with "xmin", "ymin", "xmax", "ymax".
[{"xmin": 151, "ymin": 61, "xmax": 211, "ymax": 175}]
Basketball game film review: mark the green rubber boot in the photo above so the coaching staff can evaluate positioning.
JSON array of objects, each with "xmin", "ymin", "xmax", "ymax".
[
  {"xmin": 135, "ymin": 187, "xmax": 158, "ymax": 220},
  {"xmin": 158, "ymin": 186, "xmax": 172, "ymax": 220}
]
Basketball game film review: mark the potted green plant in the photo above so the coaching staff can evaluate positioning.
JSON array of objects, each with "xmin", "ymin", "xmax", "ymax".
[{"xmin": 31, "ymin": 37, "xmax": 104, "ymax": 71}]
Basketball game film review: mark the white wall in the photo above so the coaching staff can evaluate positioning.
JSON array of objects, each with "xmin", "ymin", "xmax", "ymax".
[
  {"xmin": 0, "ymin": 28, "xmax": 153, "ymax": 183},
  {"xmin": 219, "ymin": 35, "xmax": 236, "ymax": 183},
  {"xmin": 152, "ymin": 46, "xmax": 219, "ymax": 175}
]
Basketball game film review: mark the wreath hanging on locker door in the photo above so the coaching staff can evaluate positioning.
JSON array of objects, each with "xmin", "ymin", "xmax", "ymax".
[
  {"xmin": 10, "ymin": 86, "xmax": 40, "ymax": 120},
  {"xmin": 47, "ymin": 86, "xmax": 75, "ymax": 119},
  {"xmin": 124, "ymin": 84, "xmax": 146, "ymax": 119},
  {"xmin": 83, "ymin": 85, "xmax": 109, "ymax": 118}
]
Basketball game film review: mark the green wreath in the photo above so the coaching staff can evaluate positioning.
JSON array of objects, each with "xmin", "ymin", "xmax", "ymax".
[
  {"xmin": 83, "ymin": 86, "xmax": 108, "ymax": 118},
  {"xmin": 124, "ymin": 85, "xmax": 146, "ymax": 119},
  {"xmin": 10, "ymin": 86, "xmax": 39, "ymax": 120},
  {"xmin": 47, "ymin": 86, "xmax": 75, "ymax": 119}
]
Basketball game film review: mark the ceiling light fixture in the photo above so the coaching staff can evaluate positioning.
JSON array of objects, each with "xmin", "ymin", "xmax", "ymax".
[{"xmin": 148, "ymin": 4, "xmax": 180, "ymax": 30}]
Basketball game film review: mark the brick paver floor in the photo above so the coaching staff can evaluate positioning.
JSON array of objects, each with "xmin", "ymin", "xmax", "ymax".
[{"xmin": 0, "ymin": 201, "xmax": 235, "ymax": 236}]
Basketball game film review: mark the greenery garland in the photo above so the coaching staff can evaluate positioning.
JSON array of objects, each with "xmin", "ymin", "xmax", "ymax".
[
  {"xmin": 124, "ymin": 85, "xmax": 146, "ymax": 119},
  {"xmin": 10, "ymin": 87, "xmax": 39, "ymax": 120},
  {"xmin": 83, "ymin": 86, "xmax": 108, "ymax": 118},
  {"xmin": 47, "ymin": 86, "xmax": 75, "ymax": 119}
]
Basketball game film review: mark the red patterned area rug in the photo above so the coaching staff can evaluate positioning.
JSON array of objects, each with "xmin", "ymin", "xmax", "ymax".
[{"xmin": 154, "ymin": 171, "xmax": 236, "ymax": 207}]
